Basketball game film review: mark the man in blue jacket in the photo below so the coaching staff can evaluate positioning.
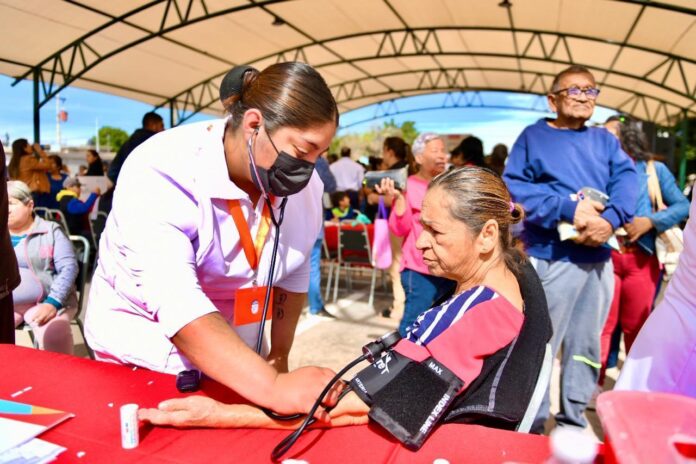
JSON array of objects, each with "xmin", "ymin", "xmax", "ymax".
[{"xmin": 503, "ymin": 65, "xmax": 638, "ymax": 432}]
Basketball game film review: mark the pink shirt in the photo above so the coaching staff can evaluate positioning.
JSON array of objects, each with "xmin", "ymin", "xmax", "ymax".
[
  {"xmin": 388, "ymin": 175, "xmax": 429, "ymax": 274},
  {"xmin": 85, "ymin": 119, "xmax": 323, "ymax": 374}
]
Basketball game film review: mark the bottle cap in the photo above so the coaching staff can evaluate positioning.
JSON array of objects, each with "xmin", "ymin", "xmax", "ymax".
[{"xmin": 550, "ymin": 427, "xmax": 598, "ymax": 464}]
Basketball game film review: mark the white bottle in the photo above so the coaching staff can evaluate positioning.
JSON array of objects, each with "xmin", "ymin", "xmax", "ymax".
[{"xmin": 547, "ymin": 428, "xmax": 598, "ymax": 464}]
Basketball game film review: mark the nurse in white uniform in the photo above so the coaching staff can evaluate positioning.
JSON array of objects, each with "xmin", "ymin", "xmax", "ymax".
[{"xmin": 86, "ymin": 62, "xmax": 340, "ymax": 416}]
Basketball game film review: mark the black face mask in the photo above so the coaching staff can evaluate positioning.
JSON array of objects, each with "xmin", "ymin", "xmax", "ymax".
[{"xmin": 247, "ymin": 128, "xmax": 315, "ymax": 197}]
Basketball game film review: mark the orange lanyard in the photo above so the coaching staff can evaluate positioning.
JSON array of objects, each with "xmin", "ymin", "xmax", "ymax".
[{"xmin": 227, "ymin": 199, "xmax": 272, "ymax": 271}]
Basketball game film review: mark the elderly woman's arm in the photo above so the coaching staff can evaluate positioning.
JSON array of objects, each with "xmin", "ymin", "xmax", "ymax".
[
  {"xmin": 29, "ymin": 224, "xmax": 79, "ymax": 326},
  {"xmin": 47, "ymin": 225, "xmax": 79, "ymax": 306},
  {"xmin": 138, "ymin": 391, "xmax": 369, "ymax": 429},
  {"xmin": 376, "ymin": 178, "xmax": 411, "ymax": 237}
]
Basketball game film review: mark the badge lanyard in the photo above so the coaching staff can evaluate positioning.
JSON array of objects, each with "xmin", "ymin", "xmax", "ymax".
[
  {"xmin": 228, "ymin": 196, "xmax": 288, "ymax": 354},
  {"xmin": 227, "ymin": 198, "xmax": 272, "ymax": 285}
]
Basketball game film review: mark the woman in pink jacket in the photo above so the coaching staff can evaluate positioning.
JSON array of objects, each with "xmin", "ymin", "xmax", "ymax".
[{"xmin": 378, "ymin": 133, "xmax": 455, "ymax": 335}]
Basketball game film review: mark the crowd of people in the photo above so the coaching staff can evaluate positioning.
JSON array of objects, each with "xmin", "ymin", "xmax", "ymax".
[{"xmin": 1, "ymin": 62, "xmax": 694, "ymax": 450}]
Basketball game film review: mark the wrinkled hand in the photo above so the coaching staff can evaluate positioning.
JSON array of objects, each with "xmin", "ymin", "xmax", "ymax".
[
  {"xmin": 139, "ymin": 396, "xmax": 224, "ymax": 428},
  {"xmin": 271, "ymin": 366, "xmax": 342, "ymax": 418},
  {"xmin": 576, "ymin": 216, "xmax": 613, "ymax": 247},
  {"xmin": 573, "ymin": 199, "xmax": 604, "ymax": 231},
  {"xmin": 624, "ymin": 217, "xmax": 653, "ymax": 242},
  {"xmin": 374, "ymin": 178, "xmax": 401, "ymax": 200},
  {"xmin": 29, "ymin": 303, "xmax": 57, "ymax": 326}
]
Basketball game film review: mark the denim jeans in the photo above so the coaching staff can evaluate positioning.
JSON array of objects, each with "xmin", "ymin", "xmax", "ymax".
[
  {"xmin": 308, "ymin": 237, "xmax": 324, "ymax": 314},
  {"xmin": 399, "ymin": 268, "xmax": 456, "ymax": 336},
  {"xmin": 530, "ymin": 257, "xmax": 614, "ymax": 432}
]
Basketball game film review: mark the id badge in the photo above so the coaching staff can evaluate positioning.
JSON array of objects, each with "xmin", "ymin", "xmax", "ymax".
[{"xmin": 233, "ymin": 286, "xmax": 273, "ymax": 326}]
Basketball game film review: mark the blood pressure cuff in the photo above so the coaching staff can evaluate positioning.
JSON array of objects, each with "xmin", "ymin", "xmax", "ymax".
[{"xmin": 350, "ymin": 353, "xmax": 463, "ymax": 450}]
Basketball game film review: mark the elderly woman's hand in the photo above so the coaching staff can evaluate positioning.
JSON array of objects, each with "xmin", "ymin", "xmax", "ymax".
[
  {"xmin": 29, "ymin": 303, "xmax": 57, "ymax": 326},
  {"xmin": 138, "ymin": 391, "xmax": 370, "ymax": 430},
  {"xmin": 139, "ymin": 396, "xmax": 228, "ymax": 428}
]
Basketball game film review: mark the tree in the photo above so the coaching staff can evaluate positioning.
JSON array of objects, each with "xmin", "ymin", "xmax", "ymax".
[
  {"xmin": 330, "ymin": 120, "xmax": 419, "ymax": 159},
  {"xmin": 88, "ymin": 126, "xmax": 129, "ymax": 152}
]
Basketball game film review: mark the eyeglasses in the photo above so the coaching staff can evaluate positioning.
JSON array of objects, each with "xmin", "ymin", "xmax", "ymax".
[{"xmin": 553, "ymin": 86, "xmax": 600, "ymax": 100}]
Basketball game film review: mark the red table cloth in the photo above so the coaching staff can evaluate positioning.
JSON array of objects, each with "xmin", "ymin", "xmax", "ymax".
[{"xmin": 1, "ymin": 345, "xmax": 553, "ymax": 463}]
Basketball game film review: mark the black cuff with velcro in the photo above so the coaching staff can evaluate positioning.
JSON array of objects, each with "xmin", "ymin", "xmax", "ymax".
[
  {"xmin": 350, "ymin": 350, "xmax": 412, "ymax": 405},
  {"xmin": 367, "ymin": 357, "xmax": 463, "ymax": 450}
]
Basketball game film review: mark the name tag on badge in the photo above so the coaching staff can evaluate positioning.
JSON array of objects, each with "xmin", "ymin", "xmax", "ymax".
[{"xmin": 233, "ymin": 286, "xmax": 273, "ymax": 326}]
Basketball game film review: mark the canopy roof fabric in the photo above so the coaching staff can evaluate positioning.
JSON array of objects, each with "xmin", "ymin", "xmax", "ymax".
[{"xmin": 1, "ymin": 0, "xmax": 694, "ymax": 126}]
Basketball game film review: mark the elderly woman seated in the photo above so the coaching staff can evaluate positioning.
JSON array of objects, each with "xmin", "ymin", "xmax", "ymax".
[
  {"xmin": 8, "ymin": 180, "xmax": 79, "ymax": 354},
  {"xmin": 139, "ymin": 167, "xmax": 552, "ymax": 446}
]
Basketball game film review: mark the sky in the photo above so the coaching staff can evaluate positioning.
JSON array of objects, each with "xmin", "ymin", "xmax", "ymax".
[{"xmin": 0, "ymin": 74, "xmax": 616, "ymax": 154}]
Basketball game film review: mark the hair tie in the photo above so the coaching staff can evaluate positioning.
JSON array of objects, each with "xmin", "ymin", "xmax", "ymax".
[
  {"xmin": 509, "ymin": 201, "xmax": 515, "ymax": 213},
  {"xmin": 219, "ymin": 65, "xmax": 256, "ymax": 103}
]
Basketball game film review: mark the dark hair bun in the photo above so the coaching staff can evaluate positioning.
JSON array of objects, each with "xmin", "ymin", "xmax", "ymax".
[
  {"xmin": 510, "ymin": 202, "xmax": 525, "ymax": 224},
  {"xmin": 219, "ymin": 65, "xmax": 257, "ymax": 104}
]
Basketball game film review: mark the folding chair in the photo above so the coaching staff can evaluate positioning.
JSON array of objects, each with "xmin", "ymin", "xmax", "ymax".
[
  {"xmin": 21, "ymin": 236, "xmax": 93, "ymax": 359},
  {"xmin": 321, "ymin": 237, "xmax": 337, "ymax": 301},
  {"xmin": 46, "ymin": 208, "xmax": 70, "ymax": 234},
  {"xmin": 332, "ymin": 222, "xmax": 377, "ymax": 308},
  {"xmin": 516, "ymin": 342, "xmax": 553, "ymax": 433},
  {"xmin": 91, "ymin": 211, "xmax": 108, "ymax": 245},
  {"xmin": 33, "ymin": 206, "xmax": 50, "ymax": 218}
]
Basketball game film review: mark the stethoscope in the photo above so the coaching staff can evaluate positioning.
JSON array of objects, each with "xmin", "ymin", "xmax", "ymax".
[
  {"xmin": 247, "ymin": 126, "xmax": 288, "ymax": 355},
  {"xmin": 253, "ymin": 194, "xmax": 287, "ymax": 355},
  {"xmin": 246, "ymin": 131, "xmax": 402, "ymax": 461}
]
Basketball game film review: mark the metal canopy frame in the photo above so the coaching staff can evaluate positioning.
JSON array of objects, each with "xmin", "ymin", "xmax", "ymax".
[
  {"xmin": 9, "ymin": 0, "xmax": 696, "ymax": 142},
  {"xmin": 339, "ymin": 90, "xmax": 555, "ymax": 129}
]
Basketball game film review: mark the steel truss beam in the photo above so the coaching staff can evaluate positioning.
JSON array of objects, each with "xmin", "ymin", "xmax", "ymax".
[
  {"xmin": 13, "ymin": 0, "xmax": 286, "ymax": 109},
  {"xmin": 339, "ymin": 90, "xmax": 551, "ymax": 130},
  {"xmin": 330, "ymin": 68, "xmax": 686, "ymax": 126},
  {"xmin": 165, "ymin": 39, "xmax": 693, "ymax": 127},
  {"xmin": 16, "ymin": 4, "xmax": 696, "ymax": 126}
]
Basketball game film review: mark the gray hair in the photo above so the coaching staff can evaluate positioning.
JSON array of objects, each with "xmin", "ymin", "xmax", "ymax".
[
  {"xmin": 7, "ymin": 180, "xmax": 33, "ymax": 205},
  {"xmin": 411, "ymin": 132, "xmax": 442, "ymax": 156},
  {"xmin": 550, "ymin": 65, "xmax": 595, "ymax": 93}
]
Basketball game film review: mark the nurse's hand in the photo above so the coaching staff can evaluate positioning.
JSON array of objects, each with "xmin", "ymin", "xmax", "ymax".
[{"xmin": 272, "ymin": 366, "xmax": 342, "ymax": 417}]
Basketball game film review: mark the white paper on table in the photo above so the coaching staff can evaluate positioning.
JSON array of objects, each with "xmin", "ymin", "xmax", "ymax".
[
  {"xmin": 0, "ymin": 417, "xmax": 48, "ymax": 454},
  {"xmin": 0, "ymin": 437, "xmax": 66, "ymax": 464}
]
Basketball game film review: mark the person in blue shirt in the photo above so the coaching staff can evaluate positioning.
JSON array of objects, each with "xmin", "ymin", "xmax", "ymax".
[
  {"xmin": 308, "ymin": 155, "xmax": 337, "ymax": 318},
  {"xmin": 45, "ymin": 155, "xmax": 68, "ymax": 209},
  {"xmin": 56, "ymin": 177, "xmax": 100, "ymax": 244},
  {"xmin": 503, "ymin": 65, "xmax": 638, "ymax": 433}
]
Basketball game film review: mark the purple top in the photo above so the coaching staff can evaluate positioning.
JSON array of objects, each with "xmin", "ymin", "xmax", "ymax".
[{"xmin": 85, "ymin": 119, "xmax": 324, "ymax": 373}]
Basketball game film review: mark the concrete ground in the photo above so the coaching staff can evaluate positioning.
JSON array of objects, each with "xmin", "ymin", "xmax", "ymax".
[{"xmin": 16, "ymin": 266, "xmax": 619, "ymax": 443}]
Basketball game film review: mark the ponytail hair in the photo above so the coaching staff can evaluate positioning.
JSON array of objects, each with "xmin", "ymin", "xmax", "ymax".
[{"xmin": 219, "ymin": 62, "xmax": 338, "ymax": 134}]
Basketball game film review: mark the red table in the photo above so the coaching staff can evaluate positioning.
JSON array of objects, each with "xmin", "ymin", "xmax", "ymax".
[{"xmin": 1, "ymin": 345, "xmax": 553, "ymax": 463}]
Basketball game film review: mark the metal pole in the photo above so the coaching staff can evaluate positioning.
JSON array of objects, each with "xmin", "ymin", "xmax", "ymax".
[
  {"xmin": 169, "ymin": 100, "xmax": 175, "ymax": 128},
  {"xmin": 56, "ymin": 92, "xmax": 61, "ymax": 152},
  {"xmin": 679, "ymin": 109, "xmax": 688, "ymax": 189},
  {"xmin": 33, "ymin": 69, "xmax": 40, "ymax": 143}
]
